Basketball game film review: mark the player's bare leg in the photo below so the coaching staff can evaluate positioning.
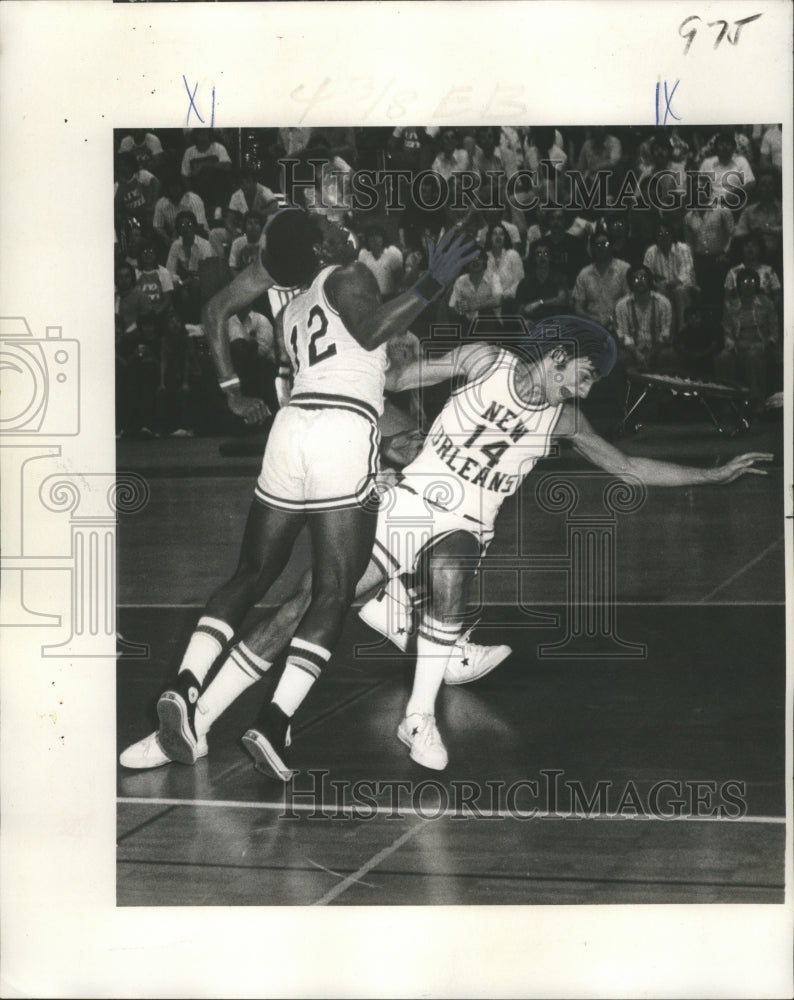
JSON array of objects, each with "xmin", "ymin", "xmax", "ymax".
[
  {"xmin": 398, "ymin": 531, "xmax": 480, "ymax": 770},
  {"xmin": 121, "ymin": 554, "xmax": 386, "ymax": 770},
  {"xmin": 156, "ymin": 500, "xmax": 305, "ymax": 764},
  {"xmin": 243, "ymin": 502, "xmax": 381, "ymax": 780}
]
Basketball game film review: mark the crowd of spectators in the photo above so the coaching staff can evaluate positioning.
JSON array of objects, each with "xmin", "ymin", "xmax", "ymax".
[{"xmin": 114, "ymin": 124, "xmax": 784, "ymax": 438}]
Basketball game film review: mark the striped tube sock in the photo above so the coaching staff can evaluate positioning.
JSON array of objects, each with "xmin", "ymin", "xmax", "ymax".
[
  {"xmin": 179, "ymin": 615, "xmax": 235, "ymax": 685},
  {"xmin": 405, "ymin": 615, "xmax": 461, "ymax": 717},
  {"xmin": 195, "ymin": 641, "xmax": 272, "ymax": 738},
  {"xmin": 272, "ymin": 637, "xmax": 332, "ymax": 717}
]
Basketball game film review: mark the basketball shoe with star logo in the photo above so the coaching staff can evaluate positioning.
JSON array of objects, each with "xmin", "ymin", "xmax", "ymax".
[
  {"xmin": 359, "ymin": 589, "xmax": 512, "ymax": 684},
  {"xmin": 156, "ymin": 669, "xmax": 203, "ymax": 765},
  {"xmin": 397, "ymin": 713, "xmax": 448, "ymax": 770}
]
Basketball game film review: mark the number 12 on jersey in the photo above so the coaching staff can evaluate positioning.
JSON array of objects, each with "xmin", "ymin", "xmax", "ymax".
[{"xmin": 289, "ymin": 304, "xmax": 337, "ymax": 374}]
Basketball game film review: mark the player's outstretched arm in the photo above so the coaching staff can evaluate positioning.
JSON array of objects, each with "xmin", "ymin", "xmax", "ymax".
[
  {"xmin": 333, "ymin": 228, "xmax": 480, "ymax": 350},
  {"xmin": 560, "ymin": 407, "xmax": 773, "ymax": 486},
  {"xmin": 387, "ymin": 342, "xmax": 501, "ymax": 393},
  {"xmin": 202, "ymin": 259, "xmax": 276, "ymax": 425}
]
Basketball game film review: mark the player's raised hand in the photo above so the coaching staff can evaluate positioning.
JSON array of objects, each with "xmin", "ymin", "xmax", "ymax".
[
  {"xmin": 227, "ymin": 394, "xmax": 270, "ymax": 426},
  {"xmin": 709, "ymin": 452, "xmax": 774, "ymax": 484},
  {"xmin": 425, "ymin": 227, "xmax": 480, "ymax": 286}
]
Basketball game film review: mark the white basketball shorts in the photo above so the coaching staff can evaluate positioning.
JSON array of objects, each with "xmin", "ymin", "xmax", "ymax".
[
  {"xmin": 255, "ymin": 405, "xmax": 380, "ymax": 512},
  {"xmin": 370, "ymin": 476, "xmax": 495, "ymax": 580}
]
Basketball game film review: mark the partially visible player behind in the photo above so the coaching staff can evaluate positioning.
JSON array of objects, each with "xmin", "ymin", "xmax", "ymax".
[
  {"xmin": 123, "ymin": 313, "xmax": 772, "ymax": 775},
  {"xmin": 121, "ymin": 210, "xmax": 479, "ymax": 773}
]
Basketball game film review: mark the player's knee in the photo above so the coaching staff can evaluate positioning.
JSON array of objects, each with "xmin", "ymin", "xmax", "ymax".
[
  {"xmin": 430, "ymin": 568, "xmax": 471, "ymax": 618},
  {"xmin": 312, "ymin": 572, "xmax": 358, "ymax": 613}
]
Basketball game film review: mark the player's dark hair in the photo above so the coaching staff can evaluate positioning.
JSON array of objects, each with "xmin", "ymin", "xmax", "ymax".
[
  {"xmin": 521, "ymin": 315, "xmax": 617, "ymax": 377},
  {"xmin": 261, "ymin": 206, "xmax": 319, "ymax": 287}
]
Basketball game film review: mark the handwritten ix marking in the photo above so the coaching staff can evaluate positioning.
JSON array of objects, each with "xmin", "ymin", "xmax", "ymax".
[
  {"xmin": 655, "ymin": 79, "xmax": 681, "ymax": 126},
  {"xmin": 679, "ymin": 13, "xmax": 763, "ymax": 55},
  {"xmin": 183, "ymin": 75, "xmax": 216, "ymax": 128}
]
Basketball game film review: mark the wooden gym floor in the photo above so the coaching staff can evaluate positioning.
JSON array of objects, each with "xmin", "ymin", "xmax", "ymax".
[{"xmin": 116, "ymin": 416, "xmax": 786, "ymax": 906}]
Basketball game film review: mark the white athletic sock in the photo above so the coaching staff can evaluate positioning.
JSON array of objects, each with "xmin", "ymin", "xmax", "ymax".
[
  {"xmin": 195, "ymin": 641, "xmax": 271, "ymax": 737},
  {"xmin": 272, "ymin": 637, "xmax": 331, "ymax": 717},
  {"xmin": 179, "ymin": 615, "xmax": 234, "ymax": 685},
  {"xmin": 405, "ymin": 615, "xmax": 461, "ymax": 717}
]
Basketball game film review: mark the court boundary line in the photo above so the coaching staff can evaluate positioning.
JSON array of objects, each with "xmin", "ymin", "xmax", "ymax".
[
  {"xmin": 117, "ymin": 796, "xmax": 786, "ymax": 825},
  {"xmin": 311, "ymin": 821, "xmax": 425, "ymax": 905},
  {"xmin": 697, "ymin": 535, "xmax": 785, "ymax": 603}
]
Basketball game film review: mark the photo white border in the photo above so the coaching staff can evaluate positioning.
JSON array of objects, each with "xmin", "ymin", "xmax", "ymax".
[{"xmin": 1, "ymin": 1, "xmax": 792, "ymax": 996}]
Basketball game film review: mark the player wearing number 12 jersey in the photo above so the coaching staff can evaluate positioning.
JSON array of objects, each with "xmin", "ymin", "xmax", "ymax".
[
  {"xmin": 255, "ymin": 265, "xmax": 387, "ymax": 512},
  {"xmin": 136, "ymin": 216, "xmax": 478, "ymax": 776}
]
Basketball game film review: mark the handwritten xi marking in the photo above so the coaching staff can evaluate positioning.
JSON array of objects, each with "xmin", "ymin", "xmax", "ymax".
[{"xmin": 183, "ymin": 75, "xmax": 216, "ymax": 128}]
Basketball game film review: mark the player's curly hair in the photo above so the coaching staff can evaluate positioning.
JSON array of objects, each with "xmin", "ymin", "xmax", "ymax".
[
  {"xmin": 261, "ymin": 206, "xmax": 319, "ymax": 288},
  {"xmin": 521, "ymin": 314, "xmax": 617, "ymax": 377}
]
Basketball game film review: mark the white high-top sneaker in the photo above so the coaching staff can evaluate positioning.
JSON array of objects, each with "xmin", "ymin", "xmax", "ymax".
[
  {"xmin": 358, "ymin": 577, "xmax": 414, "ymax": 651},
  {"xmin": 360, "ymin": 583, "xmax": 512, "ymax": 684},
  {"xmin": 397, "ymin": 713, "xmax": 448, "ymax": 770},
  {"xmin": 443, "ymin": 633, "xmax": 512, "ymax": 685},
  {"xmin": 119, "ymin": 730, "xmax": 208, "ymax": 769}
]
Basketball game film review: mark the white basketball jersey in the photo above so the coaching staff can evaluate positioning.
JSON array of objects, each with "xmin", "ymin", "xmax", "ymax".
[
  {"xmin": 282, "ymin": 266, "xmax": 387, "ymax": 423},
  {"xmin": 405, "ymin": 350, "xmax": 563, "ymax": 526}
]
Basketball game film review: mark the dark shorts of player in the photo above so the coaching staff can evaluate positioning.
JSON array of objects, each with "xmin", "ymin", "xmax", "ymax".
[
  {"xmin": 369, "ymin": 477, "xmax": 494, "ymax": 581},
  {"xmin": 255, "ymin": 398, "xmax": 381, "ymax": 513}
]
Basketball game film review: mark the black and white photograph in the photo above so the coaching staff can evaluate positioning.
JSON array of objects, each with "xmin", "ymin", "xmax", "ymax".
[
  {"xmin": 1, "ymin": 2, "xmax": 792, "ymax": 997},
  {"xmin": 115, "ymin": 121, "xmax": 786, "ymax": 909}
]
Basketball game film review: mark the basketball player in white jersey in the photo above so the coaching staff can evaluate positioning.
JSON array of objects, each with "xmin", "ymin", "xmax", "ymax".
[
  {"xmin": 126, "ymin": 206, "xmax": 479, "ymax": 772},
  {"xmin": 123, "ymin": 315, "xmax": 771, "ymax": 775}
]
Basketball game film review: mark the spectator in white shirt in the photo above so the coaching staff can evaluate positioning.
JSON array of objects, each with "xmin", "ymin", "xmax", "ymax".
[
  {"xmin": 115, "ymin": 152, "xmax": 160, "ymax": 232},
  {"xmin": 723, "ymin": 235, "xmax": 781, "ymax": 314},
  {"xmin": 449, "ymin": 248, "xmax": 503, "ymax": 322},
  {"xmin": 181, "ymin": 128, "xmax": 233, "ymax": 220},
  {"xmin": 166, "ymin": 211, "xmax": 216, "ymax": 322},
  {"xmin": 431, "ymin": 129, "xmax": 471, "ymax": 180},
  {"xmin": 118, "ymin": 129, "xmax": 165, "ymax": 175},
  {"xmin": 358, "ymin": 225, "xmax": 404, "ymax": 299},
  {"xmin": 484, "ymin": 223, "xmax": 524, "ymax": 302},
  {"xmin": 615, "ymin": 266, "xmax": 675, "ymax": 372},
  {"xmin": 735, "ymin": 170, "xmax": 783, "ymax": 269},
  {"xmin": 699, "ymin": 131, "xmax": 755, "ymax": 205},
  {"xmin": 759, "ymin": 124, "xmax": 782, "ymax": 172},
  {"xmin": 229, "ymin": 167, "xmax": 279, "ymax": 218},
  {"xmin": 643, "ymin": 224, "xmax": 698, "ymax": 333},
  {"xmin": 153, "ymin": 175, "xmax": 208, "ymax": 251},
  {"xmin": 181, "ymin": 128, "xmax": 232, "ymax": 181},
  {"xmin": 209, "ymin": 208, "xmax": 243, "ymax": 262},
  {"xmin": 229, "ymin": 212, "xmax": 265, "ymax": 274}
]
